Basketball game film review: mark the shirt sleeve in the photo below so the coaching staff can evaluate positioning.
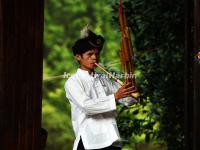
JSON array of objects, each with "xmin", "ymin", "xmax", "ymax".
[
  {"xmin": 106, "ymin": 79, "xmax": 139, "ymax": 107},
  {"xmin": 64, "ymin": 77, "xmax": 117, "ymax": 115}
]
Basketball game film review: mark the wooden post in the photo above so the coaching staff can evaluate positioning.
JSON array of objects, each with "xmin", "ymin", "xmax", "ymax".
[
  {"xmin": 0, "ymin": 0, "xmax": 44, "ymax": 150},
  {"xmin": 185, "ymin": 0, "xmax": 200, "ymax": 149},
  {"xmin": 193, "ymin": 0, "xmax": 200, "ymax": 149}
]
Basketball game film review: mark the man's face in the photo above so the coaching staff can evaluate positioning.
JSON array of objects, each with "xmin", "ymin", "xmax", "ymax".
[{"xmin": 75, "ymin": 49, "xmax": 100, "ymax": 71}]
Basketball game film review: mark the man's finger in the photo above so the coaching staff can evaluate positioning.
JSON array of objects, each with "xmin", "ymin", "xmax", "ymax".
[
  {"xmin": 123, "ymin": 82, "xmax": 132, "ymax": 88},
  {"xmin": 123, "ymin": 90, "xmax": 138, "ymax": 96},
  {"xmin": 125, "ymin": 86, "xmax": 136, "ymax": 91}
]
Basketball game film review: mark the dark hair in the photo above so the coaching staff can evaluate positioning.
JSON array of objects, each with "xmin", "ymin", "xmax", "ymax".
[{"xmin": 72, "ymin": 30, "xmax": 105, "ymax": 56}]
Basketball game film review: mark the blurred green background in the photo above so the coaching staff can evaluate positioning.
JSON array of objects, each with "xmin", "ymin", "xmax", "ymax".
[{"xmin": 42, "ymin": 0, "xmax": 184, "ymax": 150}]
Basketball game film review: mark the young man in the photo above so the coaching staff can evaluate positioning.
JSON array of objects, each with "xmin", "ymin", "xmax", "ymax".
[{"xmin": 65, "ymin": 27, "xmax": 138, "ymax": 150}]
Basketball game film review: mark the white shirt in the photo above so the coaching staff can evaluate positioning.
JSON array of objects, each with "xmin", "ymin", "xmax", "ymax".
[{"xmin": 64, "ymin": 68, "xmax": 137, "ymax": 150}]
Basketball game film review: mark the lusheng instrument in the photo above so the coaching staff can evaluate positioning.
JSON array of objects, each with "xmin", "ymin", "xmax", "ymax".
[
  {"xmin": 95, "ymin": 0, "xmax": 140, "ymax": 99},
  {"xmin": 118, "ymin": 0, "xmax": 140, "ymax": 99}
]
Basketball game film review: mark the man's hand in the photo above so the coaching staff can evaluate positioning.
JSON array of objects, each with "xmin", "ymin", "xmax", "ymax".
[{"xmin": 114, "ymin": 82, "xmax": 137, "ymax": 101}]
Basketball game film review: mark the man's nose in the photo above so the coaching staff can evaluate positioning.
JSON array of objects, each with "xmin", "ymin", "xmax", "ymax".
[{"xmin": 91, "ymin": 54, "xmax": 98, "ymax": 59}]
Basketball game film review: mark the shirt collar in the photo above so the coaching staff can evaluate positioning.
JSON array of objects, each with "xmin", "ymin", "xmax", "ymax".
[{"xmin": 77, "ymin": 68, "xmax": 98, "ymax": 79}]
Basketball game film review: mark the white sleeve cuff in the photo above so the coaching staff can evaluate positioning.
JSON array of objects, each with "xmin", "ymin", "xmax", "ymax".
[
  {"xmin": 118, "ymin": 97, "xmax": 138, "ymax": 106},
  {"xmin": 108, "ymin": 94, "xmax": 117, "ymax": 110}
]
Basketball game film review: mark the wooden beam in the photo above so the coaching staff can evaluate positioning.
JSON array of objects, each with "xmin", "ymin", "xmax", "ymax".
[{"xmin": 0, "ymin": 0, "xmax": 44, "ymax": 150}]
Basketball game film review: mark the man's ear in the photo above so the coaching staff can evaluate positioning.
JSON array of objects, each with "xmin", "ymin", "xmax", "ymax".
[{"xmin": 75, "ymin": 54, "xmax": 82, "ymax": 61}]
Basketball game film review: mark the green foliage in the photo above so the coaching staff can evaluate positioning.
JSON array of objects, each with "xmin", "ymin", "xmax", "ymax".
[{"xmin": 112, "ymin": 0, "xmax": 184, "ymax": 149}]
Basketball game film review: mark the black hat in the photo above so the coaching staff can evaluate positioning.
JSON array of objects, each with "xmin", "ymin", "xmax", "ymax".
[{"xmin": 72, "ymin": 26, "xmax": 105, "ymax": 55}]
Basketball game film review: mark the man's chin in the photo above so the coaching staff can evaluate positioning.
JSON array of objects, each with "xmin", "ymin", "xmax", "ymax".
[{"xmin": 90, "ymin": 66, "xmax": 96, "ymax": 70}]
